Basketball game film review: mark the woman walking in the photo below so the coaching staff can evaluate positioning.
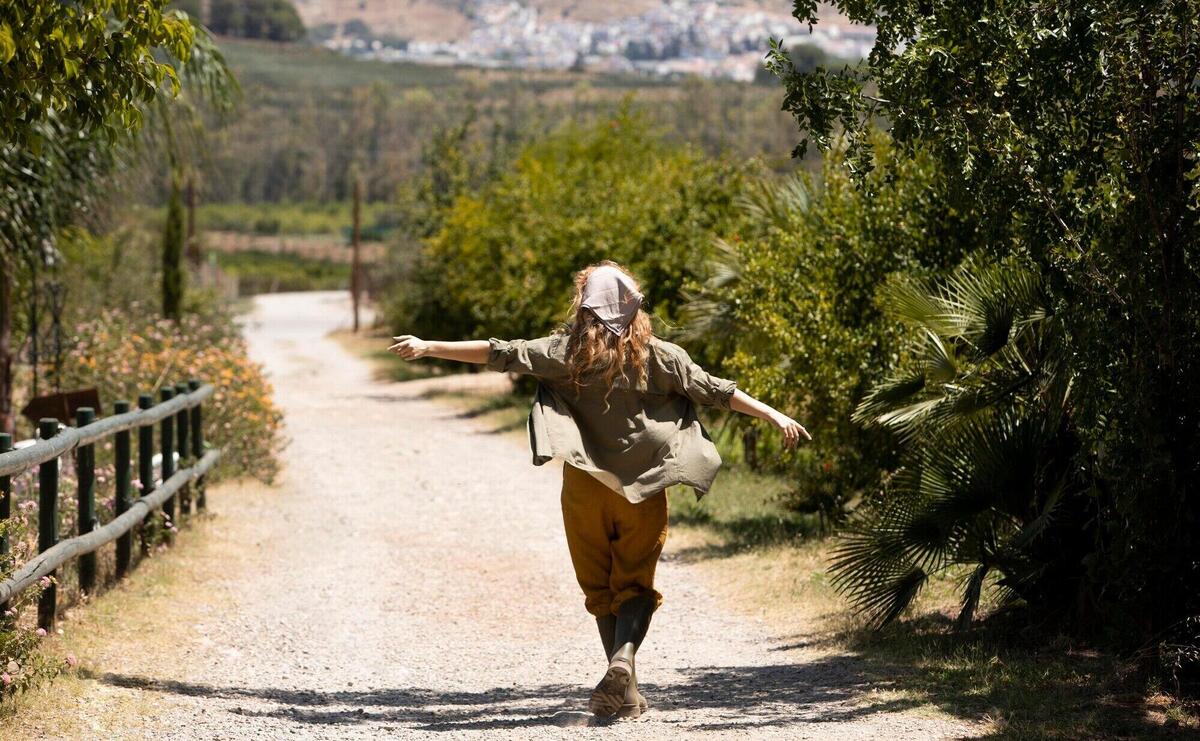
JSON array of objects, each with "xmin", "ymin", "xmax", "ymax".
[{"xmin": 388, "ymin": 261, "xmax": 809, "ymax": 719}]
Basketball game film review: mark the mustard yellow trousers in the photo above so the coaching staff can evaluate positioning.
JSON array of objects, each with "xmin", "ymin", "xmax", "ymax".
[{"xmin": 560, "ymin": 463, "xmax": 669, "ymax": 617}]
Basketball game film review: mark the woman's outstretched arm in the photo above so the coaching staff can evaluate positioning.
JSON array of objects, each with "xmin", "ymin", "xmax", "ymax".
[
  {"xmin": 388, "ymin": 335, "xmax": 490, "ymax": 364},
  {"xmin": 729, "ymin": 389, "xmax": 812, "ymax": 449}
]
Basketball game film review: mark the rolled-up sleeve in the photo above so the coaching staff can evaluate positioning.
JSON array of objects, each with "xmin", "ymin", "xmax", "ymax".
[
  {"xmin": 672, "ymin": 351, "xmax": 737, "ymax": 410},
  {"xmin": 486, "ymin": 337, "xmax": 564, "ymax": 378}
]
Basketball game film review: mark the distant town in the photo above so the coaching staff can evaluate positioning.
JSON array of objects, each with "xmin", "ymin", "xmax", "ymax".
[{"xmin": 319, "ymin": 0, "xmax": 875, "ymax": 81}]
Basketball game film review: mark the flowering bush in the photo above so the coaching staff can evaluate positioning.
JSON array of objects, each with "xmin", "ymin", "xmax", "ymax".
[
  {"xmin": 57, "ymin": 302, "xmax": 284, "ymax": 484},
  {"xmin": 0, "ymin": 580, "xmax": 66, "ymax": 699}
]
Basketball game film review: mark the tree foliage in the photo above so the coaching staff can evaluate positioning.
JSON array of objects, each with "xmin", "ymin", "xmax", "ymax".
[
  {"xmin": 392, "ymin": 111, "xmax": 747, "ymax": 343},
  {"xmin": 175, "ymin": 0, "xmax": 306, "ymax": 43},
  {"xmin": 0, "ymin": 1, "xmax": 197, "ymax": 145},
  {"xmin": 773, "ymin": 0, "xmax": 1200, "ymax": 639},
  {"xmin": 0, "ymin": 1, "xmax": 227, "ymax": 430},
  {"xmin": 685, "ymin": 135, "xmax": 974, "ymax": 527}
]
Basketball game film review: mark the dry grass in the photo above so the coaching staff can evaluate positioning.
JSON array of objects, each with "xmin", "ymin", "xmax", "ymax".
[
  {"xmin": 0, "ymin": 480, "xmax": 276, "ymax": 736},
  {"xmin": 665, "ymin": 483, "xmax": 1199, "ymax": 740},
  {"xmin": 292, "ymin": 0, "xmax": 472, "ymax": 42}
]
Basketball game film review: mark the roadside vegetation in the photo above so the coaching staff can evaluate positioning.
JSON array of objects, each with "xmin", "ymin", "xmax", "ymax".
[{"xmin": 0, "ymin": 1, "xmax": 282, "ymax": 704}]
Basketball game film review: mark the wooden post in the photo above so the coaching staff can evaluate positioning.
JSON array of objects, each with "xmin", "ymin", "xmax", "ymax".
[
  {"xmin": 37, "ymin": 418, "xmax": 59, "ymax": 630},
  {"xmin": 137, "ymin": 394, "xmax": 155, "ymax": 554},
  {"xmin": 351, "ymin": 173, "xmax": 362, "ymax": 333},
  {"xmin": 175, "ymin": 383, "xmax": 190, "ymax": 517},
  {"xmin": 160, "ymin": 387, "xmax": 175, "ymax": 540},
  {"xmin": 75, "ymin": 407, "xmax": 96, "ymax": 595},
  {"xmin": 188, "ymin": 379, "xmax": 206, "ymax": 511},
  {"xmin": 113, "ymin": 400, "xmax": 132, "ymax": 577},
  {"xmin": 0, "ymin": 432, "xmax": 11, "ymax": 617}
]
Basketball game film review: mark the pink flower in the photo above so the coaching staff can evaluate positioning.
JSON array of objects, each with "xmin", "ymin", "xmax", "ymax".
[
  {"xmin": 133, "ymin": 479, "xmax": 144, "ymax": 491},
  {"xmin": 65, "ymin": 654, "xmax": 77, "ymax": 668},
  {"xmin": 1, "ymin": 673, "xmax": 11, "ymax": 686},
  {"xmin": 35, "ymin": 628, "xmax": 46, "ymax": 637},
  {"xmin": 38, "ymin": 576, "xmax": 51, "ymax": 589}
]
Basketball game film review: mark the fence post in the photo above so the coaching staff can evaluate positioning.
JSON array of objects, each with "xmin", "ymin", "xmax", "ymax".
[
  {"xmin": 188, "ymin": 379, "xmax": 206, "ymax": 511},
  {"xmin": 37, "ymin": 418, "xmax": 59, "ymax": 630},
  {"xmin": 160, "ymin": 387, "xmax": 175, "ymax": 541},
  {"xmin": 175, "ymin": 382, "xmax": 190, "ymax": 517},
  {"xmin": 137, "ymin": 394, "xmax": 155, "ymax": 554},
  {"xmin": 114, "ymin": 400, "xmax": 132, "ymax": 577},
  {"xmin": 75, "ymin": 407, "xmax": 96, "ymax": 595},
  {"xmin": 0, "ymin": 432, "xmax": 11, "ymax": 618}
]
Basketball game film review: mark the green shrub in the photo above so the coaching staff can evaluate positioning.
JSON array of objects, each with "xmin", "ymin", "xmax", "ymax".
[
  {"xmin": 689, "ymin": 134, "xmax": 974, "ymax": 525},
  {"xmin": 392, "ymin": 109, "xmax": 748, "ymax": 341},
  {"xmin": 252, "ymin": 216, "xmax": 281, "ymax": 235}
]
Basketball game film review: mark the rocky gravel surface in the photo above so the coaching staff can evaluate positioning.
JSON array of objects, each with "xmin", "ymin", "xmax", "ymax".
[{"xmin": 21, "ymin": 291, "xmax": 981, "ymax": 739}]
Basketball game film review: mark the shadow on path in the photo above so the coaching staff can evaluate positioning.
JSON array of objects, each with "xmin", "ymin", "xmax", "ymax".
[{"xmin": 87, "ymin": 653, "xmax": 923, "ymax": 733}]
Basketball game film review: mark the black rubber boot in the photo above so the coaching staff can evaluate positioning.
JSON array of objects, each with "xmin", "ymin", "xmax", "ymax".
[
  {"xmin": 596, "ymin": 614, "xmax": 648, "ymax": 717},
  {"xmin": 589, "ymin": 594, "xmax": 656, "ymax": 718},
  {"xmin": 596, "ymin": 615, "xmax": 616, "ymax": 661}
]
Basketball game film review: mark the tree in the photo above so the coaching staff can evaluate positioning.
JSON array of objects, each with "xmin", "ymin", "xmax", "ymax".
[
  {"xmin": 394, "ymin": 111, "xmax": 746, "ymax": 343},
  {"xmin": 203, "ymin": 0, "xmax": 305, "ymax": 42},
  {"xmin": 770, "ymin": 0, "xmax": 1200, "ymax": 640},
  {"xmin": 0, "ymin": 1, "xmax": 213, "ymax": 432},
  {"xmin": 683, "ymin": 135, "xmax": 973, "ymax": 528},
  {"xmin": 0, "ymin": 1, "xmax": 197, "ymax": 146},
  {"xmin": 162, "ymin": 177, "xmax": 186, "ymax": 320}
]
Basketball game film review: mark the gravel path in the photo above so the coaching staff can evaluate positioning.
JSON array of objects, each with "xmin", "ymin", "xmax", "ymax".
[{"xmin": 29, "ymin": 291, "xmax": 980, "ymax": 739}]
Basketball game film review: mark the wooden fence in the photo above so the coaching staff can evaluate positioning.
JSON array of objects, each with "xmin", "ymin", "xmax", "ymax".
[{"xmin": 0, "ymin": 380, "xmax": 222, "ymax": 629}]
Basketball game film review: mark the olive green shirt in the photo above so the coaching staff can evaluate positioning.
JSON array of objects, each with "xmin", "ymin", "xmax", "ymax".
[{"xmin": 487, "ymin": 334, "xmax": 737, "ymax": 503}]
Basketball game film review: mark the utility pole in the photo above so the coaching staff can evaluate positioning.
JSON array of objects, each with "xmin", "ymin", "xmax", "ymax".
[{"xmin": 351, "ymin": 173, "xmax": 362, "ymax": 333}]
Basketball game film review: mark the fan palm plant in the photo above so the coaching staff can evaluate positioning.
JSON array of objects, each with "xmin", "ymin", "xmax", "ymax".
[{"xmin": 833, "ymin": 255, "xmax": 1090, "ymax": 629}]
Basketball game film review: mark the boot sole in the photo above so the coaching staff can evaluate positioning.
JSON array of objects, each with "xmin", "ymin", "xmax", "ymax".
[
  {"xmin": 615, "ymin": 696, "xmax": 648, "ymax": 719},
  {"xmin": 588, "ymin": 662, "xmax": 632, "ymax": 718}
]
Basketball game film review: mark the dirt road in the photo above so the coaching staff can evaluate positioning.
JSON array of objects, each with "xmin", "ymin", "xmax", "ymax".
[{"xmin": 13, "ymin": 291, "xmax": 978, "ymax": 739}]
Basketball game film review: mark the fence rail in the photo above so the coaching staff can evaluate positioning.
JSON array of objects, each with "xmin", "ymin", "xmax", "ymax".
[{"xmin": 0, "ymin": 379, "xmax": 222, "ymax": 628}]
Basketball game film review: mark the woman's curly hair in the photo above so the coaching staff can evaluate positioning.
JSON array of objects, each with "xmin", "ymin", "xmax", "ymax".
[{"xmin": 562, "ymin": 260, "xmax": 653, "ymax": 398}]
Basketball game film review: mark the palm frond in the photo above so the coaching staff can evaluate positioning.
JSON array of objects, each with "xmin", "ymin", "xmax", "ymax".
[
  {"xmin": 879, "ymin": 274, "xmax": 959, "ymax": 336},
  {"xmin": 736, "ymin": 173, "xmax": 812, "ymax": 230},
  {"xmin": 956, "ymin": 563, "xmax": 990, "ymax": 630}
]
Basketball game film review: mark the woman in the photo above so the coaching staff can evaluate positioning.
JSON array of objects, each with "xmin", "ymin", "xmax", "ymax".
[{"xmin": 389, "ymin": 261, "xmax": 809, "ymax": 719}]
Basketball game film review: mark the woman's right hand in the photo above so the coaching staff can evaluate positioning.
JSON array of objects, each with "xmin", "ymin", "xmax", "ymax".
[
  {"xmin": 388, "ymin": 335, "xmax": 430, "ymax": 360},
  {"xmin": 769, "ymin": 411, "xmax": 811, "ymax": 448}
]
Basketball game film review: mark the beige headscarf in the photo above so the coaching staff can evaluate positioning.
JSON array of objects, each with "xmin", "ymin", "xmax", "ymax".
[{"xmin": 580, "ymin": 265, "xmax": 644, "ymax": 335}]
